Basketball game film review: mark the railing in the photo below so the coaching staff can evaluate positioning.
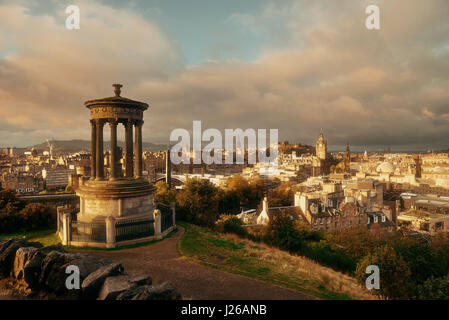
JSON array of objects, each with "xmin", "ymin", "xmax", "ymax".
[
  {"xmin": 115, "ymin": 217, "xmax": 155, "ymax": 242},
  {"xmin": 159, "ymin": 204, "xmax": 173, "ymax": 232},
  {"xmin": 58, "ymin": 203, "xmax": 175, "ymax": 247},
  {"xmin": 71, "ymin": 221, "xmax": 106, "ymax": 243}
]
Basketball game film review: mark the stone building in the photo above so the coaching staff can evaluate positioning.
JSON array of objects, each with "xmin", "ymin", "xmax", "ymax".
[
  {"xmin": 0, "ymin": 173, "xmax": 41, "ymax": 193},
  {"xmin": 398, "ymin": 209, "xmax": 449, "ymax": 235},
  {"xmin": 42, "ymin": 167, "xmax": 74, "ymax": 190},
  {"xmin": 254, "ymin": 178, "xmax": 394, "ymax": 232},
  {"xmin": 294, "ymin": 189, "xmax": 368, "ymax": 231}
]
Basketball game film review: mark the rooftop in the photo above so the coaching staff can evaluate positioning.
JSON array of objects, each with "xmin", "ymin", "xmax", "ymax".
[{"xmin": 399, "ymin": 209, "xmax": 447, "ymax": 220}]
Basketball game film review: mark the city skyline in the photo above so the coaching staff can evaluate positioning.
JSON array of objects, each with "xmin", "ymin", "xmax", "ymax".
[{"xmin": 1, "ymin": 0, "xmax": 449, "ymax": 150}]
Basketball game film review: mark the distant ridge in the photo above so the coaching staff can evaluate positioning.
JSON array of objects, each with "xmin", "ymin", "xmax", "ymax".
[{"xmin": 28, "ymin": 139, "xmax": 167, "ymax": 153}]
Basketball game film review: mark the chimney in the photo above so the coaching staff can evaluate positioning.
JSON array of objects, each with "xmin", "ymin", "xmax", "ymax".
[{"xmin": 263, "ymin": 196, "xmax": 268, "ymax": 213}]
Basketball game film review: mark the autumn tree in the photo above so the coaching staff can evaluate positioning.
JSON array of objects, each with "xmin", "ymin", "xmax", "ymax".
[
  {"xmin": 269, "ymin": 181, "xmax": 298, "ymax": 207},
  {"xmin": 263, "ymin": 211, "xmax": 304, "ymax": 253},
  {"xmin": 356, "ymin": 245, "xmax": 411, "ymax": 300},
  {"xmin": 0, "ymin": 188, "xmax": 17, "ymax": 210},
  {"xmin": 154, "ymin": 180, "xmax": 176, "ymax": 205},
  {"xmin": 176, "ymin": 178, "xmax": 220, "ymax": 227}
]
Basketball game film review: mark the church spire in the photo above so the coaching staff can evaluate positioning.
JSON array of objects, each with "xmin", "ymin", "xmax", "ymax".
[{"xmin": 344, "ymin": 142, "xmax": 351, "ymax": 173}]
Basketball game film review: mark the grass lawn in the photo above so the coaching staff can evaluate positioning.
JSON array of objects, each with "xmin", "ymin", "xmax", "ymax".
[
  {"xmin": 0, "ymin": 228, "xmax": 60, "ymax": 247},
  {"xmin": 1, "ymin": 227, "xmax": 178, "ymax": 251},
  {"xmin": 177, "ymin": 221, "xmax": 375, "ymax": 300}
]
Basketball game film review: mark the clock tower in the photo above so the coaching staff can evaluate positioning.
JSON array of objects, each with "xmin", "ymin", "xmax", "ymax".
[{"xmin": 316, "ymin": 130, "xmax": 327, "ymax": 161}]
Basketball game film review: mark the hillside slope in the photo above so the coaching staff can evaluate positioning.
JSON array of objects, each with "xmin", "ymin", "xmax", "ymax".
[{"xmin": 178, "ymin": 222, "xmax": 376, "ymax": 300}]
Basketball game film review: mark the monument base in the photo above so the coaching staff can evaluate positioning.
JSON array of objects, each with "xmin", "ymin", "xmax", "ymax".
[{"xmin": 76, "ymin": 178, "xmax": 155, "ymax": 223}]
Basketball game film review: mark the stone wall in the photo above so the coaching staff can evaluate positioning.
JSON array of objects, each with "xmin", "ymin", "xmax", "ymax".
[
  {"xmin": 80, "ymin": 194, "xmax": 154, "ymax": 219},
  {"xmin": 0, "ymin": 238, "xmax": 181, "ymax": 300}
]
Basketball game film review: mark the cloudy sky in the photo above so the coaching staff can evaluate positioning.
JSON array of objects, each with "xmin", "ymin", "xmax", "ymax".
[{"xmin": 0, "ymin": 0, "xmax": 449, "ymax": 151}]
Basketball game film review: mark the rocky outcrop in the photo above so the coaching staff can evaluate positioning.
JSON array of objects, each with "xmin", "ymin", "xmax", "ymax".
[
  {"xmin": 97, "ymin": 275, "xmax": 152, "ymax": 300},
  {"xmin": 0, "ymin": 238, "xmax": 181, "ymax": 300},
  {"xmin": 81, "ymin": 262, "xmax": 124, "ymax": 299},
  {"xmin": 116, "ymin": 281, "xmax": 181, "ymax": 300},
  {"xmin": 0, "ymin": 239, "xmax": 42, "ymax": 277},
  {"xmin": 13, "ymin": 244, "xmax": 68, "ymax": 293},
  {"xmin": 14, "ymin": 247, "xmax": 41, "ymax": 290}
]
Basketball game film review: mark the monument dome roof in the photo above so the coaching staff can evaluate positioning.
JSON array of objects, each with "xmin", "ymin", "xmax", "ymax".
[
  {"xmin": 84, "ymin": 84, "xmax": 149, "ymax": 110},
  {"xmin": 376, "ymin": 161, "xmax": 395, "ymax": 173},
  {"xmin": 432, "ymin": 166, "xmax": 447, "ymax": 174}
]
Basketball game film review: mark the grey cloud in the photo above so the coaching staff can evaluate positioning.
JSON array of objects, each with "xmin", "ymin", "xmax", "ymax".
[{"xmin": 1, "ymin": 0, "xmax": 449, "ymax": 151}]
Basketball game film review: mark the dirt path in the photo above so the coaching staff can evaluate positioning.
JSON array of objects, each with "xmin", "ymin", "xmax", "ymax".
[{"xmin": 73, "ymin": 227, "xmax": 316, "ymax": 300}]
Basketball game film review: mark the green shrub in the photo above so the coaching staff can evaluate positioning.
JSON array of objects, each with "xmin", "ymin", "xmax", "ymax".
[
  {"xmin": 0, "ymin": 203, "xmax": 56, "ymax": 233},
  {"xmin": 215, "ymin": 215, "xmax": 247, "ymax": 237},
  {"xmin": 356, "ymin": 245, "xmax": 411, "ymax": 300},
  {"xmin": 417, "ymin": 275, "xmax": 449, "ymax": 300},
  {"xmin": 263, "ymin": 212, "xmax": 304, "ymax": 253},
  {"xmin": 302, "ymin": 241, "xmax": 356, "ymax": 274}
]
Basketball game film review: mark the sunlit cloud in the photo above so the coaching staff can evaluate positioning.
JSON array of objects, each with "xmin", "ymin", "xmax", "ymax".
[{"xmin": 0, "ymin": 0, "xmax": 449, "ymax": 151}]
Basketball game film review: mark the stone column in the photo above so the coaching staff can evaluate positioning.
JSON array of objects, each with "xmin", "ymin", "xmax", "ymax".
[
  {"xmin": 109, "ymin": 120, "xmax": 118, "ymax": 180},
  {"xmin": 134, "ymin": 121, "xmax": 143, "ymax": 178},
  {"xmin": 90, "ymin": 120, "xmax": 96, "ymax": 180},
  {"xmin": 62, "ymin": 212, "xmax": 71, "ymax": 245},
  {"xmin": 154, "ymin": 209, "xmax": 161, "ymax": 239},
  {"xmin": 106, "ymin": 216, "xmax": 116, "ymax": 248},
  {"xmin": 96, "ymin": 119, "xmax": 105, "ymax": 180},
  {"xmin": 124, "ymin": 120, "xmax": 134, "ymax": 178}
]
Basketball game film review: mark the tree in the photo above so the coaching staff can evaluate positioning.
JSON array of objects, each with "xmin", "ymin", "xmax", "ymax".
[
  {"xmin": 215, "ymin": 214, "xmax": 247, "ymax": 237},
  {"xmin": 18, "ymin": 203, "xmax": 56, "ymax": 231},
  {"xmin": 269, "ymin": 182, "xmax": 298, "ymax": 207},
  {"xmin": 154, "ymin": 181, "xmax": 176, "ymax": 205},
  {"xmin": 223, "ymin": 175, "xmax": 264, "ymax": 207},
  {"xmin": 263, "ymin": 211, "xmax": 304, "ymax": 253},
  {"xmin": 356, "ymin": 245, "xmax": 411, "ymax": 300},
  {"xmin": 417, "ymin": 275, "xmax": 449, "ymax": 300},
  {"xmin": 176, "ymin": 178, "xmax": 220, "ymax": 227},
  {"xmin": 0, "ymin": 188, "xmax": 17, "ymax": 210}
]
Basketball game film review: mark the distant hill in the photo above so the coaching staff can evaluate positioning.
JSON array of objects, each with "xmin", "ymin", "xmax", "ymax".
[
  {"xmin": 278, "ymin": 142, "xmax": 315, "ymax": 155},
  {"xmin": 30, "ymin": 139, "xmax": 167, "ymax": 153}
]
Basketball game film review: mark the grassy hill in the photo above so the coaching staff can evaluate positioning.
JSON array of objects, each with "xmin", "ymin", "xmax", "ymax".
[{"xmin": 177, "ymin": 222, "xmax": 376, "ymax": 300}]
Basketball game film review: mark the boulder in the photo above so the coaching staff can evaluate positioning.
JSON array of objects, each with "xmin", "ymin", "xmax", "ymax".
[
  {"xmin": 13, "ymin": 244, "xmax": 68, "ymax": 291},
  {"xmin": 115, "ymin": 285, "xmax": 150, "ymax": 300},
  {"xmin": 81, "ymin": 262, "xmax": 124, "ymax": 299},
  {"xmin": 38, "ymin": 251, "xmax": 112, "ymax": 298},
  {"xmin": 97, "ymin": 275, "xmax": 151, "ymax": 300},
  {"xmin": 39, "ymin": 244, "xmax": 67, "ymax": 255},
  {"xmin": 116, "ymin": 281, "xmax": 181, "ymax": 300},
  {"xmin": 13, "ymin": 247, "xmax": 42, "ymax": 289},
  {"xmin": 38, "ymin": 251, "xmax": 67, "ymax": 289},
  {"xmin": 0, "ymin": 239, "xmax": 42, "ymax": 277},
  {"xmin": 14, "ymin": 247, "xmax": 39, "ymax": 279},
  {"xmin": 63, "ymin": 255, "xmax": 112, "ymax": 280},
  {"xmin": 144, "ymin": 281, "xmax": 181, "ymax": 300}
]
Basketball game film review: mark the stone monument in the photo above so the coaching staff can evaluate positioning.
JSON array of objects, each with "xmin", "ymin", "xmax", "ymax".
[{"xmin": 76, "ymin": 84, "xmax": 155, "ymax": 224}]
